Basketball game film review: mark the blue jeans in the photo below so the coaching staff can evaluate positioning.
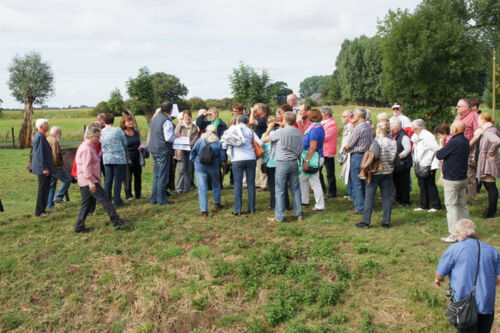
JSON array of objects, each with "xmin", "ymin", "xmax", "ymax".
[
  {"xmin": 349, "ymin": 153, "xmax": 366, "ymax": 212},
  {"xmin": 47, "ymin": 167, "xmax": 72, "ymax": 209},
  {"xmin": 275, "ymin": 160, "xmax": 302, "ymax": 222},
  {"xmin": 104, "ymin": 164, "xmax": 126, "ymax": 206},
  {"xmin": 195, "ymin": 168, "xmax": 221, "ymax": 212},
  {"xmin": 232, "ymin": 160, "xmax": 256, "ymax": 213},
  {"xmin": 362, "ymin": 174, "xmax": 393, "ymax": 225},
  {"xmin": 150, "ymin": 153, "xmax": 171, "ymax": 205}
]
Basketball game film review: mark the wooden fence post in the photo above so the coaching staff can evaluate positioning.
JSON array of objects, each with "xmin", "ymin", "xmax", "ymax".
[
  {"xmin": 11, "ymin": 127, "xmax": 15, "ymax": 148},
  {"xmin": 83, "ymin": 125, "xmax": 87, "ymax": 137}
]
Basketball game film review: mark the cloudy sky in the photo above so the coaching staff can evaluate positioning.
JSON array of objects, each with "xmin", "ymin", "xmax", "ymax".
[{"xmin": 0, "ymin": 0, "xmax": 421, "ymax": 108}]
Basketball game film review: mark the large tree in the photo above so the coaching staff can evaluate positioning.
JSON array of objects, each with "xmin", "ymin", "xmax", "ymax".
[
  {"xmin": 267, "ymin": 81, "xmax": 293, "ymax": 105},
  {"xmin": 126, "ymin": 67, "xmax": 155, "ymax": 121},
  {"xmin": 7, "ymin": 51, "xmax": 54, "ymax": 148},
  {"xmin": 299, "ymin": 75, "xmax": 330, "ymax": 99},
  {"xmin": 107, "ymin": 88, "xmax": 125, "ymax": 115},
  {"xmin": 150, "ymin": 72, "xmax": 188, "ymax": 107},
  {"xmin": 229, "ymin": 62, "xmax": 271, "ymax": 108}
]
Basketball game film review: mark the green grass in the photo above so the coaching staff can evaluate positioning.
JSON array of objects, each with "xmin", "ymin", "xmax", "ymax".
[{"xmin": 0, "ymin": 108, "xmax": 499, "ymax": 332}]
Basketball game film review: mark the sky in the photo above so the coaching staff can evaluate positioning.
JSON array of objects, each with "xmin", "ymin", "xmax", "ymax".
[{"xmin": 0, "ymin": 0, "xmax": 421, "ymax": 109}]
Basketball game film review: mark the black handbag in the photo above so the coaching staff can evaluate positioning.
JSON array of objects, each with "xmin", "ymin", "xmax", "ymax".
[
  {"xmin": 414, "ymin": 163, "xmax": 431, "ymax": 178},
  {"xmin": 446, "ymin": 240, "xmax": 480, "ymax": 329}
]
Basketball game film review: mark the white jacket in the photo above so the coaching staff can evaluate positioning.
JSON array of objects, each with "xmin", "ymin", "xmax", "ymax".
[{"xmin": 411, "ymin": 129, "xmax": 440, "ymax": 170}]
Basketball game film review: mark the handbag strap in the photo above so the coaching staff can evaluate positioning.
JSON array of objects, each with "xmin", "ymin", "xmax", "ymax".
[{"xmin": 472, "ymin": 240, "xmax": 481, "ymax": 291}]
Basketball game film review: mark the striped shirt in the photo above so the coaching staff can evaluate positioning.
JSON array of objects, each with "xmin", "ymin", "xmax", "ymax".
[{"xmin": 346, "ymin": 121, "xmax": 374, "ymax": 153}]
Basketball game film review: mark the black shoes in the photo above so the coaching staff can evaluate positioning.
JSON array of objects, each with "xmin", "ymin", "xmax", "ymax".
[
  {"xmin": 74, "ymin": 227, "xmax": 92, "ymax": 233},
  {"xmin": 355, "ymin": 223, "xmax": 370, "ymax": 229},
  {"xmin": 382, "ymin": 224, "xmax": 390, "ymax": 229},
  {"xmin": 114, "ymin": 219, "xmax": 129, "ymax": 230},
  {"xmin": 201, "ymin": 211, "xmax": 208, "ymax": 217},
  {"xmin": 214, "ymin": 203, "xmax": 223, "ymax": 210}
]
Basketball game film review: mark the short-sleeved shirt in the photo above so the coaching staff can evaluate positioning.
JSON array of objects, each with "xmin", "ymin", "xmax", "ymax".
[
  {"xmin": 253, "ymin": 114, "xmax": 268, "ymax": 138},
  {"xmin": 436, "ymin": 238, "xmax": 500, "ymax": 314},
  {"xmin": 303, "ymin": 125, "xmax": 325, "ymax": 157}
]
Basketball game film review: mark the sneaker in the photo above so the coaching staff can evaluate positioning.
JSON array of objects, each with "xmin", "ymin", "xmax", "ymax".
[
  {"xmin": 355, "ymin": 222, "xmax": 370, "ymax": 229},
  {"xmin": 428, "ymin": 208, "xmax": 439, "ymax": 213},
  {"xmin": 414, "ymin": 208, "xmax": 425, "ymax": 212},
  {"xmin": 440, "ymin": 235, "xmax": 457, "ymax": 243}
]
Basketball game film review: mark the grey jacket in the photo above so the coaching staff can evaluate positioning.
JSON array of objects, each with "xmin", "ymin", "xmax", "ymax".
[{"xmin": 476, "ymin": 126, "xmax": 500, "ymax": 180}]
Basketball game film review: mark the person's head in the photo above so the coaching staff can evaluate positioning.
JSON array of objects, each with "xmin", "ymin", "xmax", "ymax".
[
  {"xmin": 236, "ymin": 114, "xmax": 249, "ymax": 126},
  {"xmin": 161, "ymin": 100, "xmax": 174, "ymax": 114},
  {"xmin": 433, "ymin": 123, "xmax": 450, "ymax": 140},
  {"xmin": 120, "ymin": 116, "xmax": 134, "ymax": 130},
  {"xmin": 103, "ymin": 113, "xmax": 114, "ymax": 125},
  {"xmin": 207, "ymin": 107, "xmax": 219, "ymax": 122},
  {"xmin": 267, "ymin": 115, "xmax": 279, "ymax": 130},
  {"xmin": 352, "ymin": 107, "xmax": 367, "ymax": 123},
  {"xmin": 181, "ymin": 110, "xmax": 192, "ymax": 125},
  {"xmin": 85, "ymin": 125, "xmax": 101, "ymax": 144},
  {"xmin": 391, "ymin": 103, "xmax": 402, "ymax": 116},
  {"xmin": 389, "ymin": 117, "xmax": 402, "ymax": 134},
  {"xmin": 307, "ymin": 109, "xmax": 322, "ymax": 123},
  {"xmin": 253, "ymin": 103, "xmax": 269, "ymax": 118},
  {"xmin": 198, "ymin": 108, "xmax": 208, "ymax": 117},
  {"xmin": 377, "ymin": 112, "xmax": 389, "ymax": 123},
  {"xmin": 450, "ymin": 120, "xmax": 466, "ymax": 136},
  {"xmin": 35, "ymin": 118, "xmax": 49, "ymax": 133},
  {"xmin": 281, "ymin": 103, "xmax": 294, "ymax": 113},
  {"xmin": 456, "ymin": 98, "xmax": 471, "ymax": 117},
  {"xmin": 232, "ymin": 103, "xmax": 244, "ymax": 117},
  {"xmin": 478, "ymin": 112, "xmax": 494, "ymax": 127},
  {"xmin": 49, "ymin": 126, "xmax": 62, "ymax": 139},
  {"xmin": 286, "ymin": 94, "xmax": 298, "ymax": 107},
  {"xmin": 96, "ymin": 113, "xmax": 106, "ymax": 127},
  {"xmin": 376, "ymin": 122, "xmax": 390, "ymax": 137},
  {"xmin": 205, "ymin": 124, "xmax": 216, "ymax": 135},
  {"xmin": 456, "ymin": 219, "xmax": 477, "ymax": 240},
  {"xmin": 283, "ymin": 111, "xmax": 296, "ymax": 126},
  {"xmin": 320, "ymin": 106, "xmax": 333, "ymax": 120},
  {"xmin": 299, "ymin": 104, "xmax": 312, "ymax": 118},
  {"xmin": 341, "ymin": 109, "xmax": 353, "ymax": 125},
  {"xmin": 411, "ymin": 119, "xmax": 426, "ymax": 134},
  {"xmin": 470, "ymin": 98, "xmax": 480, "ymax": 111}
]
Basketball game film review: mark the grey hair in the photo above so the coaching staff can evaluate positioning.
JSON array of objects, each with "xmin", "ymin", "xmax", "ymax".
[
  {"xmin": 376, "ymin": 122, "xmax": 390, "ymax": 137},
  {"xmin": 35, "ymin": 118, "xmax": 49, "ymax": 130},
  {"xmin": 342, "ymin": 109, "xmax": 353, "ymax": 117},
  {"xmin": 377, "ymin": 112, "xmax": 389, "ymax": 121},
  {"xmin": 205, "ymin": 124, "xmax": 216, "ymax": 134},
  {"xmin": 365, "ymin": 109, "xmax": 372, "ymax": 122},
  {"xmin": 320, "ymin": 106, "xmax": 333, "ymax": 117},
  {"xmin": 354, "ymin": 107, "xmax": 367, "ymax": 119},
  {"xmin": 85, "ymin": 125, "xmax": 101, "ymax": 138},
  {"xmin": 236, "ymin": 114, "xmax": 249, "ymax": 125},
  {"xmin": 412, "ymin": 119, "xmax": 426, "ymax": 130},
  {"xmin": 456, "ymin": 219, "xmax": 477, "ymax": 239},
  {"xmin": 49, "ymin": 126, "xmax": 61, "ymax": 136},
  {"xmin": 389, "ymin": 117, "xmax": 402, "ymax": 129}
]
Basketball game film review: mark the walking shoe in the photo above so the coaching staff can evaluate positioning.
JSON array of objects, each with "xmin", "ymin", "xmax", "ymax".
[
  {"xmin": 114, "ymin": 219, "xmax": 129, "ymax": 230},
  {"xmin": 428, "ymin": 208, "xmax": 439, "ymax": 213},
  {"xmin": 440, "ymin": 235, "xmax": 457, "ymax": 243},
  {"xmin": 232, "ymin": 212, "xmax": 242, "ymax": 216},
  {"xmin": 267, "ymin": 217, "xmax": 284, "ymax": 223},
  {"xmin": 382, "ymin": 224, "xmax": 390, "ymax": 229},
  {"xmin": 296, "ymin": 215, "xmax": 304, "ymax": 221},
  {"xmin": 53, "ymin": 199, "xmax": 64, "ymax": 204},
  {"xmin": 355, "ymin": 222, "xmax": 370, "ymax": 229},
  {"xmin": 201, "ymin": 211, "xmax": 208, "ymax": 217},
  {"xmin": 74, "ymin": 227, "xmax": 92, "ymax": 234},
  {"xmin": 214, "ymin": 203, "xmax": 223, "ymax": 210},
  {"xmin": 414, "ymin": 207, "xmax": 425, "ymax": 212}
]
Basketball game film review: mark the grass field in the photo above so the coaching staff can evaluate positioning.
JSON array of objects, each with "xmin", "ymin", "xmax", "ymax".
[{"xmin": 0, "ymin": 108, "xmax": 498, "ymax": 332}]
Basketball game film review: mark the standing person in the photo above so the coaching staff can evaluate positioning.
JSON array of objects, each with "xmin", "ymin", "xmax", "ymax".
[
  {"xmin": 299, "ymin": 109, "xmax": 325, "ymax": 211},
  {"xmin": 100, "ymin": 113, "xmax": 128, "ymax": 207},
  {"xmin": 31, "ymin": 118, "xmax": 54, "ymax": 217},
  {"xmin": 411, "ymin": 119, "xmax": 442, "ymax": 212},
  {"xmin": 436, "ymin": 121, "xmax": 470, "ymax": 243},
  {"xmin": 46, "ymin": 126, "xmax": 72, "ymax": 209},
  {"xmin": 344, "ymin": 108, "xmax": 374, "ymax": 214},
  {"xmin": 296, "ymin": 104, "xmax": 311, "ymax": 137},
  {"xmin": 435, "ymin": 219, "xmax": 500, "ymax": 333},
  {"xmin": 455, "ymin": 98, "xmax": 479, "ymax": 200},
  {"xmin": 390, "ymin": 103, "xmax": 412, "ymax": 137},
  {"xmin": 474, "ymin": 113, "xmax": 499, "ymax": 218},
  {"xmin": 339, "ymin": 110, "xmax": 354, "ymax": 199},
  {"xmin": 249, "ymin": 103, "xmax": 270, "ymax": 190},
  {"xmin": 263, "ymin": 111, "xmax": 304, "ymax": 222},
  {"xmin": 73, "ymin": 126, "xmax": 128, "ymax": 233},
  {"xmin": 190, "ymin": 125, "xmax": 226, "ymax": 216},
  {"xmin": 320, "ymin": 106, "xmax": 339, "ymax": 198},
  {"xmin": 390, "ymin": 117, "xmax": 412, "ymax": 206},
  {"xmin": 434, "ymin": 123, "xmax": 451, "ymax": 147},
  {"xmin": 221, "ymin": 115, "xmax": 259, "ymax": 216},
  {"xmin": 286, "ymin": 93, "xmax": 299, "ymax": 114},
  {"xmin": 356, "ymin": 122, "xmax": 397, "ymax": 229},
  {"xmin": 174, "ymin": 110, "xmax": 199, "ymax": 193},
  {"xmin": 121, "ymin": 116, "xmax": 143, "ymax": 200},
  {"xmin": 149, "ymin": 101, "xmax": 175, "ymax": 205}
]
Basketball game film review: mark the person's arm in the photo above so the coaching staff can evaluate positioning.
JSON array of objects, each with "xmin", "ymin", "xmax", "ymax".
[
  {"xmin": 163, "ymin": 121, "xmax": 175, "ymax": 143},
  {"xmin": 485, "ymin": 131, "xmax": 500, "ymax": 159},
  {"xmin": 262, "ymin": 121, "xmax": 275, "ymax": 143},
  {"xmin": 80, "ymin": 149, "xmax": 97, "ymax": 191},
  {"xmin": 195, "ymin": 114, "xmax": 208, "ymax": 131},
  {"xmin": 249, "ymin": 108, "xmax": 258, "ymax": 127},
  {"xmin": 370, "ymin": 140, "xmax": 381, "ymax": 160},
  {"xmin": 434, "ymin": 273, "xmax": 445, "ymax": 287},
  {"xmin": 435, "ymin": 140, "xmax": 454, "ymax": 160},
  {"xmin": 174, "ymin": 123, "xmax": 182, "ymax": 138},
  {"xmin": 302, "ymin": 140, "xmax": 317, "ymax": 171},
  {"xmin": 345, "ymin": 126, "xmax": 359, "ymax": 152},
  {"xmin": 400, "ymin": 135, "xmax": 411, "ymax": 158},
  {"xmin": 190, "ymin": 140, "xmax": 200, "ymax": 162}
]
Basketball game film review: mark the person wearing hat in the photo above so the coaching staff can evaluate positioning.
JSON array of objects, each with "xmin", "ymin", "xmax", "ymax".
[{"xmin": 390, "ymin": 104, "xmax": 412, "ymax": 137}]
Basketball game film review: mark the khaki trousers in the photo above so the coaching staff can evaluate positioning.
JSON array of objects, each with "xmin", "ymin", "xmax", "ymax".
[
  {"xmin": 255, "ymin": 157, "xmax": 268, "ymax": 189},
  {"xmin": 443, "ymin": 179, "xmax": 469, "ymax": 237}
]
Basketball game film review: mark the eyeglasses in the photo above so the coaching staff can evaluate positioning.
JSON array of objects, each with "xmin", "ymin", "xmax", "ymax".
[{"xmin": 392, "ymin": 108, "xmax": 400, "ymax": 110}]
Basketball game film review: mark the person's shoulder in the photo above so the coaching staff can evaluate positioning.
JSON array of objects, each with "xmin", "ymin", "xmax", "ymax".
[{"xmin": 480, "ymin": 240, "xmax": 499, "ymax": 255}]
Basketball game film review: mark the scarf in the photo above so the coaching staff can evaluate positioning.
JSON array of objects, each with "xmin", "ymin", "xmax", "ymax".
[
  {"xmin": 211, "ymin": 118, "xmax": 220, "ymax": 129},
  {"xmin": 304, "ymin": 122, "xmax": 322, "ymax": 136}
]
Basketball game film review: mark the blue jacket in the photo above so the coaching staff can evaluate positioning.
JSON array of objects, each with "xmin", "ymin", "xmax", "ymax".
[
  {"xmin": 31, "ymin": 132, "xmax": 54, "ymax": 175},
  {"xmin": 436, "ymin": 133, "xmax": 470, "ymax": 181},
  {"xmin": 190, "ymin": 139, "xmax": 226, "ymax": 172}
]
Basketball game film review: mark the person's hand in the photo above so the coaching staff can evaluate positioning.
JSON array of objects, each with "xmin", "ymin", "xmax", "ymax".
[
  {"xmin": 267, "ymin": 121, "xmax": 276, "ymax": 130},
  {"xmin": 488, "ymin": 155, "xmax": 496, "ymax": 161},
  {"xmin": 434, "ymin": 278, "xmax": 441, "ymax": 287},
  {"xmin": 399, "ymin": 154, "xmax": 404, "ymax": 159},
  {"xmin": 250, "ymin": 107, "xmax": 255, "ymax": 114},
  {"xmin": 138, "ymin": 146, "xmax": 144, "ymax": 152},
  {"xmin": 89, "ymin": 183, "xmax": 96, "ymax": 192},
  {"xmin": 345, "ymin": 146, "xmax": 351, "ymax": 152},
  {"xmin": 42, "ymin": 168, "xmax": 49, "ymax": 176},
  {"xmin": 302, "ymin": 161, "xmax": 309, "ymax": 171}
]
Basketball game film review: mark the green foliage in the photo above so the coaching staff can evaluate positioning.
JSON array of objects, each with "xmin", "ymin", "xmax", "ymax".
[
  {"xmin": 205, "ymin": 97, "xmax": 234, "ymax": 110},
  {"xmin": 184, "ymin": 96, "xmax": 206, "ymax": 111},
  {"xmin": 127, "ymin": 67, "xmax": 155, "ymax": 119},
  {"xmin": 407, "ymin": 286, "xmax": 441, "ymax": 308},
  {"xmin": 229, "ymin": 62, "xmax": 271, "ymax": 107},
  {"xmin": 150, "ymin": 72, "xmax": 188, "ymax": 107},
  {"xmin": 7, "ymin": 51, "xmax": 55, "ymax": 105},
  {"xmin": 299, "ymin": 75, "xmax": 330, "ymax": 99},
  {"xmin": 91, "ymin": 101, "xmax": 111, "ymax": 116},
  {"xmin": 190, "ymin": 246, "xmax": 215, "ymax": 259},
  {"xmin": 267, "ymin": 81, "xmax": 293, "ymax": 106},
  {"xmin": 107, "ymin": 88, "xmax": 125, "ymax": 115},
  {"xmin": 124, "ymin": 99, "xmax": 145, "ymax": 115}
]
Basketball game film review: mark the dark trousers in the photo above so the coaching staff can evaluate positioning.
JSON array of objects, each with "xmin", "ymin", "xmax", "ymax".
[
  {"xmin": 321, "ymin": 156, "xmax": 337, "ymax": 197},
  {"xmin": 35, "ymin": 175, "xmax": 51, "ymax": 216},
  {"xmin": 104, "ymin": 164, "xmax": 126, "ymax": 206},
  {"xmin": 124, "ymin": 162, "xmax": 142, "ymax": 199},
  {"xmin": 393, "ymin": 168, "xmax": 411, "ymax": 205},
  {"xmin": 74, "ymin": 183, "xmax": 120, "ymax": 232},
  {"xmin": 417, "ymin": 171, "xmax": 441, "ymax": 210},
  {"xmin": 362, "ymin": 174, "xmax": 393, "ymax": 226},
  {"xmin": 457, "ymin": 313, "xmax": 494, "ymax": 333},
  {"xmin": 483, "ymin": 181, "xmax": 498, "ymax": 218},
  {"xmin": 267, "ymin": 167, "xmax": 290, "ymax": 209}
]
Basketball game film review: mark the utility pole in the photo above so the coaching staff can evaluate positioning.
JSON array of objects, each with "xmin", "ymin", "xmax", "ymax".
[{"xmin": 493, "ymin": 49, "xmax": 496, "ymax": 121}]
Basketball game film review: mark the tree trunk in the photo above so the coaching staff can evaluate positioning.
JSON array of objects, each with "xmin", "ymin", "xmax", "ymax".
[{"xmin": 18, "ymin": 101, "xmax": 34, "ymax": 149}]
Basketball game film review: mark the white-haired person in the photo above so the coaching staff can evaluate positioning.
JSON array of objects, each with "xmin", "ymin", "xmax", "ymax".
[
  {"xmin": 435, "ymin": 219, "xmax": 500, "ymax": 333},
  {"xmin": 390, "ymin": 117, "xmax": 412, "ymax": 206},
  {"xmin": 46, "ymin": 126, "xmax": 73, "ymax": 210},
  {"xmin": 377, "ymin": 112, "xmax": 389, "ymax": 123},
  {"xmin": 31, "ymin": 118, "xmax": 55, "ymax": 217},
  {"xmin": 190, "ymin": 124, "xmax": 226, "ymax": 217},
  {"xmin": 339, "ymin": 109, "xmax": 354, "ymax": 199}
]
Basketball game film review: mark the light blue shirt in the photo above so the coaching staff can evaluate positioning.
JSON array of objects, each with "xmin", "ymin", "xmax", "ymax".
[
  {"xmin": 100, "ymin": 126, "xmax": 128, "ymax": 165},
  {"xmin": 437, "ymin": 238, "xmax": 500, "ymax": 314}
]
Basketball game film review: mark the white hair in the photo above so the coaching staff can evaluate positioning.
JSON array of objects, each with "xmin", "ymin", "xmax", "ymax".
[
  {"xmin": 49, "ymin": 126, "xmax": 61, "ymax": 136},
  {"xmin": 456, "ymin": 219, "xmax": 477, "ymax": 239},
  {"xmin": 412, "ymin": 119, "xmax": 426, "ymax": 130},
  {"xmin": 35, "ymin": 118, "xmax": 49, "ymax": 130},
  {"xmin": 377, "ymin": 112, "xmax": 389, "ymax": 121},
  {"xmin": 390, "ymin": 117, "xmax": 402, "ymax": 129},
  {"xmin": 354, "ymin": 107, "xmax": 367, "ymax": 119}
]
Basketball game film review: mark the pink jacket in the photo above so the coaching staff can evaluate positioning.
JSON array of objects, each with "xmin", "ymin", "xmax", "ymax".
[{"xmin": 321, "ymin": 117, "xmax": 339, "ymax": 157}]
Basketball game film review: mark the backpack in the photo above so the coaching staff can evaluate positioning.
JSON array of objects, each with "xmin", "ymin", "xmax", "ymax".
[{"xmin": 199, "ymin": 140, "xmax": 215, "ymax": 165}]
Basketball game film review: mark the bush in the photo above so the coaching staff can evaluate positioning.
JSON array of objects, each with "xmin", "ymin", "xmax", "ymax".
[{"xmin": 91, "ymin": 101, "xmax": 111, "ymax": 116}]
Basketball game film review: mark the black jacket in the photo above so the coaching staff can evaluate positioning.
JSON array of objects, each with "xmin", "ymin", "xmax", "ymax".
[
  {"xmin": 436, "ymin": 133, "xmax": 470, "ymax": 181},
  {"xmin": 196, "ymin": 115, "xmax": 227, "ymax": 139}
]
